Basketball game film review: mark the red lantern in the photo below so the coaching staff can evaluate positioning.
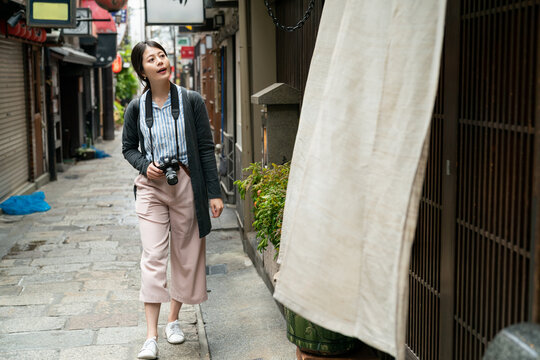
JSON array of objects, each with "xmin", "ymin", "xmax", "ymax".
[
  {"xmin": 27, "ymin": 28, "xmax": 36, "ymax": 41},
  {"xmin": 19, "ymin": 21, "xmax": 28, "ymax": 38},
  {"xmin": 26, "ymin": 28, "xmax": 34, "ymax": 40},
  {"xmin": 112, "ymin": 53, "xmax": 123, "ymax": 73},
  {"xmin": 33, "ymin": 28, "xmax": 41, "ymax": 41},
  {"xmin": 95, "ymin": 0, "xmax": 128, "ymax": 12},
  {"xmin": 7, "ymin": 21, "xmax": 22, "ymax": 37},
  {"xmin": 19, "ymin": 21, "xmax": 33, "ymax": 39},
  {"xmin": 32, "ymin": 28, "xmax": 42, "ymax": 42},
  {"xmin": 35, "ymin": 28, "xmax": 47, "ymax": 43},
  {"xmin": 40, "ymin": 29, "xmax": 47, "ymax": 42}
]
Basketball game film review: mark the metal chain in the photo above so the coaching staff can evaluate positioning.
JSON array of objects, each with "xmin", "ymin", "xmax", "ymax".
[{"xmin": 264, "ymin": 0, "xmax": 316, "ymax": 32}]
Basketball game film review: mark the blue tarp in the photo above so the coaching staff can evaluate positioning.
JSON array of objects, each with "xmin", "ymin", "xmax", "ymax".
[
  {"xmin": 0, "ymin": 191, "xmax": 51, "ymax": 215},
  {"xmin": 94, "ymin": 147, "xmax": 111, "ymax": 158},
  {"xmin": 80, "ymin": 144, "xmax": 111, "ymax": 158}
]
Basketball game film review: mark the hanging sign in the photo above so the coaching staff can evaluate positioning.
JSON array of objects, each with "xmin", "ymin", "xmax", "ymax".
[
  {"xmin": 95, "ymin": 33, "xmax": 117, "ymax": 67},
  {"xmin": 27, "ymin": 0, "xmax": 77, "ymax": 28},
  {"xmin": 144, "ymin": 0, "xmax": 204, "ymax": 25},
  {"xmin": 62, "ymin": 8, "xmax": 92, "ymax": 36},
  {"xmin": 178, "ymin": 37, "xmax": 190, "ymax": 46},
  {"xmin": 110, "ymin": 9, "xmax": 127, "ymax": 23},
  {"xmin": 180, "ymin": 46, "xmax": 195, "ymax": 59}
]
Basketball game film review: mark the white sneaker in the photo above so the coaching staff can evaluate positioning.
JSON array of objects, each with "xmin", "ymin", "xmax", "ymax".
[
  {"xmin": 138, "ymin": 337, "xmax": 158, "ymax": 359},
  {"xmin": 164, "ymin": 320, "xmax": 185, "ymax": 344}
]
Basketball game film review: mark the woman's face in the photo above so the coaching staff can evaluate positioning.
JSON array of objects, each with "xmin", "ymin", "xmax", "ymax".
[{"xmin": 141, "ymin": 46, "xmax": 171, "ymax": 84}]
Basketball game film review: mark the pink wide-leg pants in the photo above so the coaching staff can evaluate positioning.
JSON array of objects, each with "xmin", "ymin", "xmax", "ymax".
[{"xmin": 134, "ymin": 172, "xmax": 207, "ymax": 304}]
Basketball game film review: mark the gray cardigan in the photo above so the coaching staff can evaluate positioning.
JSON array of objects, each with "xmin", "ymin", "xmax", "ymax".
[{"xmin": 122, "ymin": 87, "xmax": 221, "ymax": 238}]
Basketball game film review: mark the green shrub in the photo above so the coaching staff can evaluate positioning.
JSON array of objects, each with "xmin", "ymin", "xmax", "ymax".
[
  {"xmin": 115, "ymin": 43, "xmax": 138, "ymax": 103},
  {"xmin": 235, "ymin": 162, "xmax": 290, "ymax": 254},
  {"xmin": 115, "ymin": 67, "xmax": 138, "ymax": 102}
]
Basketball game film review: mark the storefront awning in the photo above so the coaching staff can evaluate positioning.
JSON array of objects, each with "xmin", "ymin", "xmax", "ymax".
[{"xmin": 50, "ymin": 46, "xmax": 96, "ymax": 65}]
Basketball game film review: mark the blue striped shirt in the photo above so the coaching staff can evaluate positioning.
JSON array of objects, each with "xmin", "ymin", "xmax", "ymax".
[{"xmin": 139, "ymin": 84, "xmax": 189, "ymax": 166}]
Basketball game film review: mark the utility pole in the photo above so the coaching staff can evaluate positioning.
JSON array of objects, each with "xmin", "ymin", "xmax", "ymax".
[
  {"xmin": 172, "ymin": 26, "xmax": 177, "ymax": 83},
  {"xmin": 141, "ymin": 0, "xmax": 147, "ymax": 41}
]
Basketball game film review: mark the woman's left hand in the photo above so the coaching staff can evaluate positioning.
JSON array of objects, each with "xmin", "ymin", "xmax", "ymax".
[{"xmin": 210, "ymin": 198, "xmax": 224, "ymax": 218}]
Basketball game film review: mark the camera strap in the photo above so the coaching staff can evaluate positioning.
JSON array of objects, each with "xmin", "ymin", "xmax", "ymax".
[{"xmin": 144, "ymin": 82, "xmax": 181, "ymax": 166}]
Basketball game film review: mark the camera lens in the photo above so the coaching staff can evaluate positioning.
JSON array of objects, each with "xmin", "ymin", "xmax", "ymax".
[{"xmin": 165, "ymin": 167, "xmax": 178, "ymax": 185}]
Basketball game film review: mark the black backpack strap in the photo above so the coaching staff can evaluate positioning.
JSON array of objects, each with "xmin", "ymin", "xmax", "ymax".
[
  {"xmin": 144, "ymin": 83, "xmax": 182, "ymax": 165},
  {"xmin": 145, "ymin": 89, "xmax": 153, "ymax": 128},
  {"xmin": 134, "ymin": 98, "xmax": 140, "ymax": 140},
  {"xmin": 145, "ymin": 83, "xmax": 179, "ymax": 128},
  {"xmin": 170, "ymin": 82, "xmax": 180, "ymax": 120},
  {"xmin": 181, "ymin": 87, "xmax": 199, "ymax": 161},
  {"xmin": 181, "ymin": 87, "xmax": 195, "ymax": 122}
]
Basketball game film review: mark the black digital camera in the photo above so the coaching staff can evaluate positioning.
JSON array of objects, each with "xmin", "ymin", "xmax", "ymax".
[{"xmin": 158, "ymin": 157, "xmax": 180, "ymax": 185}]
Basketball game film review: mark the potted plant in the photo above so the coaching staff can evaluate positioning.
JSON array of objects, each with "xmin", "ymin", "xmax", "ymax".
[{"xmin": 235, "ymin": 162, "xmax": 358, "ymax": 356}]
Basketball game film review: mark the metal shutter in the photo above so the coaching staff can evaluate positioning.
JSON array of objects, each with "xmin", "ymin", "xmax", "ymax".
[{"xmin": 0, "ymin": 39, "xmax": 29, "ymax": 201}]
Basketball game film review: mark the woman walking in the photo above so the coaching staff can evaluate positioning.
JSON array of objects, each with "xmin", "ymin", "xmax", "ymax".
[{"xmin": 122, "ymin": 40, "xmax": 223, "ymax": 359}]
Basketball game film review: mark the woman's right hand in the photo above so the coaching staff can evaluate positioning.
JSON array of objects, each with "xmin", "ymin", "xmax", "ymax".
[{"xmin": 146, "ymin": 162, "xmax": 164, "ymax": 180}]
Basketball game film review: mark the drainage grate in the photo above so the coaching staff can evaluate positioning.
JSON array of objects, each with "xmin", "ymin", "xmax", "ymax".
[{"xmin": 206, "ymin": 264, "xmax": 227, "ymax": 275}]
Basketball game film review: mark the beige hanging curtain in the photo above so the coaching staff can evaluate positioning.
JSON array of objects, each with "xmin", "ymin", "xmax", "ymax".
[{"xmin": 273, "ymin": 1, "xmax": 446, "ymax": 358}]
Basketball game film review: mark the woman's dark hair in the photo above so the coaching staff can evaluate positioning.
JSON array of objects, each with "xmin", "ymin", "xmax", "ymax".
[{"xmin": 131, "ymin": 40, "xmax": 168, "ymax": 93}]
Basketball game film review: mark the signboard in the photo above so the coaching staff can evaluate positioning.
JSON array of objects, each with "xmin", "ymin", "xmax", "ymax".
[
  {"xmin": 178, "ymin": 37, "xmax": 190, "ymax": 46},
  {"xmin": 95, "ymin": 33, "xmax": 117, "ymax": 67},
  {"xmin": 177, "ymin": 19, "xmax": 215, "ymax": 33},
  {"xmin": 27, "ymin": 0, "xmax": 77, "ymax": 28},
  {"xmin": 145, "ymin": 0, "xmax": 204, "ymax": 25},
  {"xmin": 62, "ymin": 8, "xmax": 92, "ymax": 36},
  {"xmin": 180, "ymin": 46, "xmax": 195, "ymax": 59},
  {"xmin": 110, "ymin": 9, "xmax": 127, "ymax": 24}
]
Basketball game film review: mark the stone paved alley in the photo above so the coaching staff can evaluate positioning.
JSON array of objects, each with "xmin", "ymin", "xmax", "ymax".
[{"xmin": 0, "ymin": 132, "xmax": 295, "ymax": 360}]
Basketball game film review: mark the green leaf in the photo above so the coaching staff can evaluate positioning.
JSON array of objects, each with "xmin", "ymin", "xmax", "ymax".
[{"xmin": 235, "ymin": 162, "xmax": 290, "ymax": 254}]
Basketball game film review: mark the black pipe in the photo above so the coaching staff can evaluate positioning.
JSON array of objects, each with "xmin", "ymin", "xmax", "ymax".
[
  {"xmin": 44, "ymin": 48, "xmax": 57, "ymax": 181},
  {"xmin": 102, "ymin": 65, "xmax": 115, "ymax": 140}
]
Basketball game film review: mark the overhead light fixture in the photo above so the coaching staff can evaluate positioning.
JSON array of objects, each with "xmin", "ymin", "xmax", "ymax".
[
  {"xmin": 205, "ymin": 34, "xmax": 212, "ymax": 50},
  {"xmin": 7, "ymin": 10, "xmax": 25, "ymax": 28}
]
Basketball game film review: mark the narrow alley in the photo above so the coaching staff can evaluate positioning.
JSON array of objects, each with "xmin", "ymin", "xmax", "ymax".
[
  {"xmin": 0, "ymin": 132, "xmax": 295, "ymax": 360},
  {"xmin": 1, "ymin": 0, "xmax": 539, "ymax": 359}
]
